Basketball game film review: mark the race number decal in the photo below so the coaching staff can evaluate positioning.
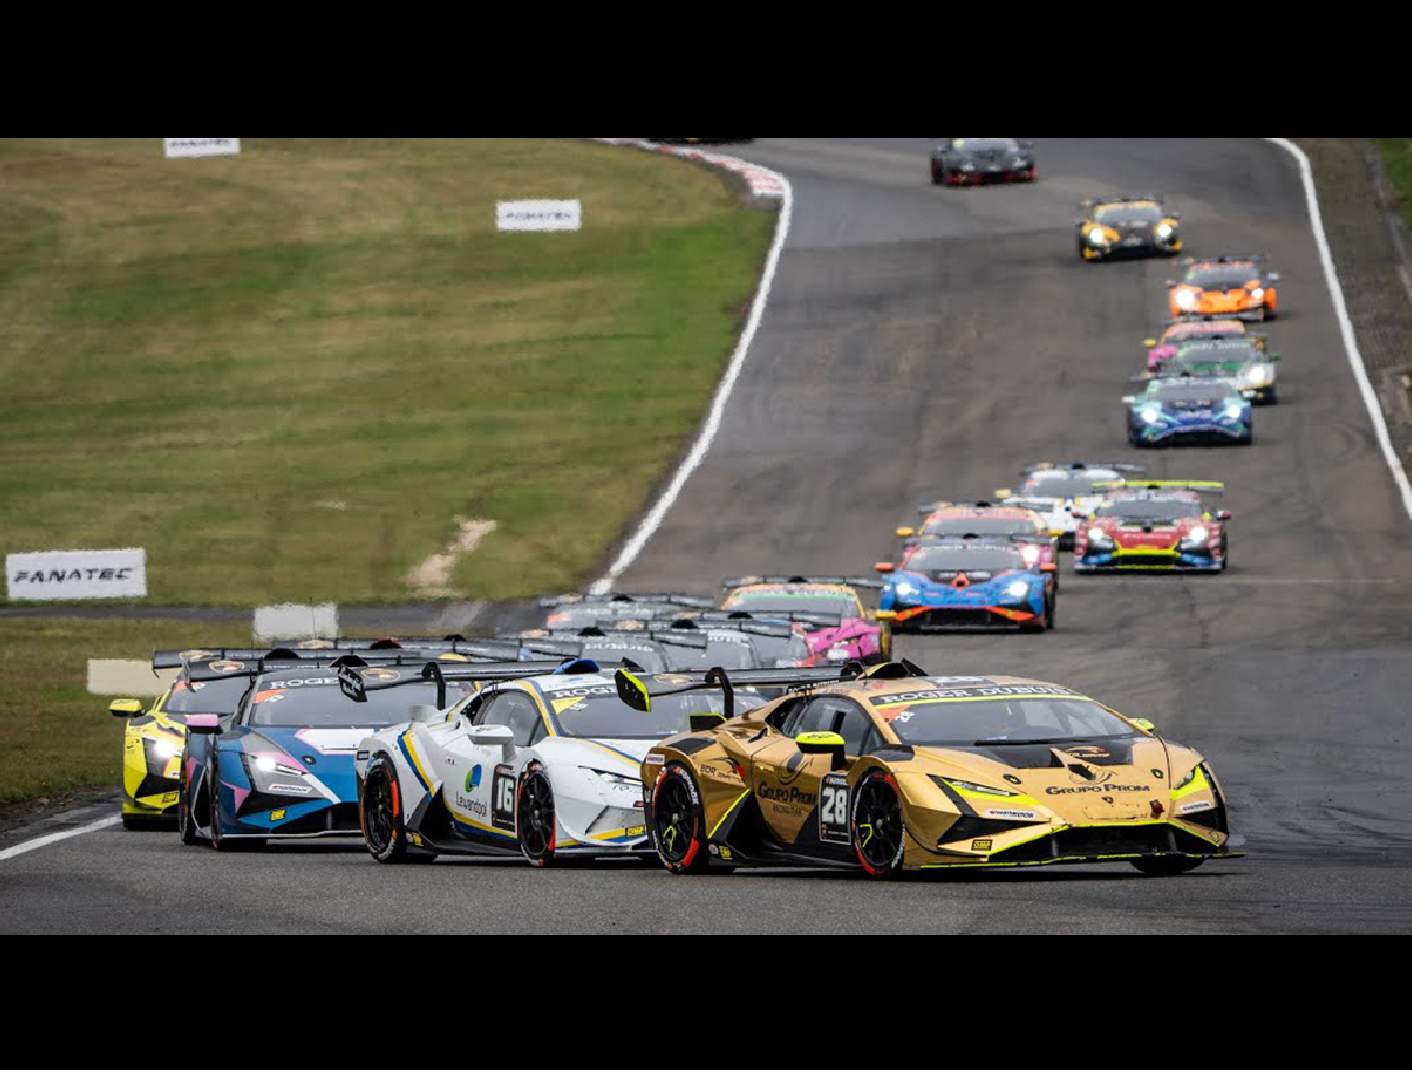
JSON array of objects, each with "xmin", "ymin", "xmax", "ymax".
[
  {"xmin": 492, "ymin": 766, "xmax": 517, "ymax": 832},
  {"xmin": 820, "ymin": 774, "xmax": 851, "ymax": 844}
]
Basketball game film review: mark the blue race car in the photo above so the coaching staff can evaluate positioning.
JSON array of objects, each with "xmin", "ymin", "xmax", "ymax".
[
  {"xmin": 876, "ymin": 538, "xmax": 1058, "ymax": 634},
  {"xmin": 1125, "ymin": 377, "xmax": 1253, "ymax": 448},
  {"xmin": 176, "ymin": 653, "xmax": 500, "ymax": 851}
]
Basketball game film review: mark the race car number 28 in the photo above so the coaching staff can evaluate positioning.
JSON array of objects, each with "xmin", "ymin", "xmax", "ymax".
[{"xmin": 820, "ymin": 774, "xmax": 851, "ymax": 844}]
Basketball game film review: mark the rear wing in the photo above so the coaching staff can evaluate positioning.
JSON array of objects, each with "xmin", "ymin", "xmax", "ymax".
[
  {"xmin": 665, "ymin": 616, "xmax": 797, "ymax": 640},
  {"xmin": 722, "ymin": 575, "xmax": 884, "ymax": 592},
  {"xmin": 1021, "ymin": 462, "xmax": 1149, "ymax": 477},
  {"xmin": 539, "ymin": 593, "xmax": 715, "ymax": 610},
  {"xmin": 1094, "ymin": 480, "xmax": 1225, "ymax": 497},
  {"xmin": 340, "ymin": 659, "xmax": 578, "ymax": 707},
  {"xmin": 184, "ymin": 650, "xmax": 463, "ymax": 684},
  {"xmin": 1082, "ymin": 193, "xmax": 1166, "ymax": 209}
]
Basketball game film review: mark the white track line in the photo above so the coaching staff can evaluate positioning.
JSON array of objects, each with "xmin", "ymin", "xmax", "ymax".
[
  {"xmin": 0, "ymin": 815, "xmax": 120, "ymax": 863},
  {"xmin": 591, "ymin": 153, "xmax": 795, "ymax": 593},
  {"xmin": 1265, "ymin": 138, "xmax": 1412, "ymax": 524}
]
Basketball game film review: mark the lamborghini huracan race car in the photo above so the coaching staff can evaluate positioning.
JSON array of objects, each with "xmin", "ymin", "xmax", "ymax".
[
  {"xmin": 542, "ymin": 593, "xmax": 714, "ymax": 631},
  {"xmin": 633, "ymin": 662, "xmax": 1240, "ymax": 878},
  {"xmin": 675, "ymin": 613, "xmax": 815, "ymax": 669},
  {"xmin": 1153, "ymin": 336, "xmax": 1282, "ymax": 405},
  {"xmin": 176, "ymin": 653, "xmax": 502, "ymax": 850},
  {"xmin": 1075, "ymin": 482, "xmax": 1232, "ymax": 574},
  {"xmin": 1168, "ymin": 256, "xmax": 1281, "ymax": 321},
  {"xmin": 1144, "ymin": 317, "xmax": 1256, "ymax": 373},
  {"xmin": 354, "ymin": 660, "xmax": 779, "ymax": 866},
  {"xmin": 930, "ymin": 138, "xmax": 1037, "ymax": 186},
  {"xmin": 1076, "ymin": 195, "xmax": 1182, "ymax": 261},
  {"xmin": 722, "ymin": 577, "xmax": 890, "ymax": 664},
  {"xmin": 876, "ymin": 538, "xmax": 1058, "ymax": 633},
  {"xmin": 1125, "ymin": 377, "xmax": 1254, "ymax": 447},
  {"xmin": 996, "ymin": 462, "xmax": 1149, "ymax": 549}
]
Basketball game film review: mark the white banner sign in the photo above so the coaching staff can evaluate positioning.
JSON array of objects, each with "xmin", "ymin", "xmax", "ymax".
[
  {"xmin": 6, "ymin": 550, "xmax": 147, "ymax": 601},
  {"xmin": 497, "ymin": 200, "xmax": 582, "ymax": 232},
  {"xmin": 164, "ymin": 138, "xmax": 242, "ymax": 159}
]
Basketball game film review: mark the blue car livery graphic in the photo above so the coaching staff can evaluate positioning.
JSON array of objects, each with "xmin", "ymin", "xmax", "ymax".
[{"xmin": 878, "ymin": 539, "xmax": 1057, "ymax": 633}]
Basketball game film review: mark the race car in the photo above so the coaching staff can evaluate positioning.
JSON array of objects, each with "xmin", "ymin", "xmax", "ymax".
[
  {"xmin": 1075, "ymin": 482, "xmax": 1232, "ymax": 574},
  {"xmin": 1168, "ymin": 256, "xmax": 1281, "ymax": 321},
  {"xmin": 673, "ymin": 613, "xmax": 815, "ymax": 669},
  {"xmin": 897, "ymin": 502, "xmax": 1058, "ymax": 580},
  {"xmin": 1153, "ymin": 336, "xmax": 1282, "ymax": 404},
  {"xmin": 355, "ymin": 661, "xmax": 787, "ymax": 867},
  {"xmin": 875, "ymin": 538, "xmax": 1058, "ymax": 633},
  {"xmin": 176, "ymin": 653, "xmax": 506, "ymax": 851},
  {"xmin": 1075, "ymin": 195, "xmax": 1182, "ymax": 261},
  {"xmin": 931, "ymin": 138, "xmax": 1037, "ymax": 186},
  {"xmin": 1125, "ymin": 377, "xmax": 1254, "ymax": 447},
  {"xmin": 633, "ymin": 662, "xmax": 1241, "ymax": 878},
  {"xmin": 722, "ymin": 576, "xmax": 890, "ymax": 664},
  {"xmin": 1144, "ymin": 317, "xmax": 1256, "ymax": 373},
  {"xmin": 996, "ymin": 462, "xmax": 1149, "ymax": 550},
  {"xmin": 542, "ymin": 593, "xmax": 714, "ymax": 631},
  {"xmin": 111, "ymin": 642, "xmax": 456, "ymax": 829}
]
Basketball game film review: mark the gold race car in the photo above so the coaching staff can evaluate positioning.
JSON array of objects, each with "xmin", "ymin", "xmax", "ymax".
[{"xmin": 629, "ymin": 663, "xmax": 1240, "ymax": 879}]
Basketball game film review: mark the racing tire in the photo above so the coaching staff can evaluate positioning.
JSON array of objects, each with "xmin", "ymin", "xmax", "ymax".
[
  {"xmin": 516, "ymin": 766, "xmax": 560, "ymax": 869},
  {"xmin": 1045, "ymin": 595, "xmax": 1057, "ymax": 631},
  {"xmin": 650, "ymin": 764, "xmax": 711, "ymax": 876},
  {"xmin": 209, "ymin": 754, "xmax": 265, "ymax": 854},
  {"xmin": 851, "ymin": 770, "xmax": 908, "ymax": 880},
  {"xmin": 362, "ymin": 755, "xmax": 415, "ymax": 865},
  {"xmin": 930, "ymin": 165, "xmax": 945, "ymax": 186},
  {"xmin": 1132, "ymin": 856, "xmax": 1205, "ymax": 878},
  {"xmin": 178, "ymin": 749, "xmax": 206, "ymax": 847}
]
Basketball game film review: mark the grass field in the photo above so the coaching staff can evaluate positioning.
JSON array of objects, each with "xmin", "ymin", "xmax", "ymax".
[
  {"xmin": 1371, "ymin": 138, "xmax": 1411, "ymax": 230},
  {"xmin": 0, "ymin": 619, "xmax": 257, "ymax": 809},
  {"xmin": 0, "ymin": 138, "xmax": 774, "ymax": 607}
]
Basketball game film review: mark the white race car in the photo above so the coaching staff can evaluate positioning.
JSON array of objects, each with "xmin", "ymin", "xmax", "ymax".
[
  {"xmin": 352, "ymin": 660, "xmax": 776, "ymax": 867},
  {"xmin": 998, "ymin": 462, "xmax": 1148, "ymax": 549}
]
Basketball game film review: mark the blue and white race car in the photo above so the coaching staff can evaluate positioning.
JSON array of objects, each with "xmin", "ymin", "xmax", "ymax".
[
  {"xmin": 1125, "ymin": 377, "xmax": 1254, "ymax": 448},
  {"xmin": 876, "ymin": 538, "xmax": 1058, "ymax": 634}
]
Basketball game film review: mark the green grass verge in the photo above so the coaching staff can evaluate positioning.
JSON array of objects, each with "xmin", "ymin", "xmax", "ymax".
[
  {"xmin": 0, "ymin": 619, "xmax": 257, "ymax": 807},
  {"xmin": 0, "ymin": 138, "xmax": 774, "ymax": 607},
  {"xmin": 1370, "ymin": 138, "xmax": 1411, "ymax": 231}
]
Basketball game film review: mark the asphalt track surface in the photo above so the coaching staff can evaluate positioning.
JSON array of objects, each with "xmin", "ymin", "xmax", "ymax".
[{"xmin": 4, "ymin": 138, "xmax": 1411, "ymax": 935}]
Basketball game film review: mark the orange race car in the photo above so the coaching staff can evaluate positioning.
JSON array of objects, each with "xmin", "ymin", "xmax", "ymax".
[{"xmin": 1168, "ymin": 257, "xmax": 1280, "ymax": 322}]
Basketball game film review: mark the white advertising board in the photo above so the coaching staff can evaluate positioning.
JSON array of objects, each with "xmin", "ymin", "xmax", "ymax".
[
  {"xmin": 164, "ymin": 138, "xmax": 242, "ymax": 159},
  {"xmin": 497, "ymin": 200, "xmax": 582, "ymax": 232},
  {"xmin": 7, "ymin": 549, "xmax": 147, "ymax": 601}
]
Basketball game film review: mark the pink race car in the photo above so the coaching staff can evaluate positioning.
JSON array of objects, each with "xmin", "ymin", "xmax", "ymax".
[
  {"xmin": 721, "ymin": 576, "xmax": 891, "ymax": 666},
  {"xmin": 1145, "ymin": 318, "xmax": 1253, "ymax": 373}
]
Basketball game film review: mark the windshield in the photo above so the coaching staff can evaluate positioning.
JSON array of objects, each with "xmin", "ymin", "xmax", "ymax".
[
  {"xmin": 728, "ymin": 593, "xmax": 860, "ymax": 620},
  {"xmin": 551, "ymin": 689, "xmax": 764, "ymax": 740},
  {"xmin": 165, "ymin": 677, "xmax": 251, "ymax": 717},
  {"xmin": 906, "ymin": 547, "xmax": 1027, "ymax": 573},
  {"xmin": 1019, "ymin": 471, "xmax": 1121, "ymax": 498},
  {"xmin": 548, "ymin": 604, "xmax": 676, "ymax": 629},
  {"xmin": 1096, "ymin": 203, "xmax": 1162, "ymax": 224},
  {"xmin": 663, "ymin": 636, "xmax": 760, "ymax": 672},
  {"xmin": 871, "ymin": 689, "xmax": 1138, "ymax": 746},
  {"xmin": 1149, "ymin": 383, "xmax": 1240, "ymax": 403},
  {"xmin": 1172, "ymin": 342, "xmax": 1259, "ymax": 364},
  {"xmin": 1188, "ymin": 266, "xmax": 1258, "ymax": 289},
  {"xmin": 1097, "ymin": 499, "xmax": 1205, "ymax": 523},
  {"xmin": 924, "ymin": 518, "xmax": 1034, "ymax": 539},
  {"xmin": 578, "ymin": 642, "xmax": 668, "ymax": 673},
  {"xmin": 951, "ymin": 138, "xmax": 1018, "ymax": 152},
  {"xmin": 247, "ymin": 677, "xmax": 467, "ymax": 728}
]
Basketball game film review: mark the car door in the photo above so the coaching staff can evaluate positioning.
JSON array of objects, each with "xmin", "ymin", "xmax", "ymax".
[
  {"xmin": 439, "ymin": 690, "xmax": 543, "ymax": 839},
  {"xmin": 749, "ymin": 696, "xmax": 859, "ymax": 851}
]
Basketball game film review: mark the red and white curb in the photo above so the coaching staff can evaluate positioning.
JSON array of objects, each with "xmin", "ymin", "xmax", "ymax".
[{"xmin": 593, "ymin": 139, "xmax": 786, "ymax": 202}]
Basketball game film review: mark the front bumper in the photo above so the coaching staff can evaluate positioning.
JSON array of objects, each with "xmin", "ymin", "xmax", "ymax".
[
  {"xmin": 1077, "ymin": 549, "xmax": 1223, "ymax": 573},
  {"xmin": 918, "ymin": 822, "xmax": 1239, "ymax": 871},
  {"xmin": 1135, "ymin": 421, "xmax": 1251, "ymax": 446},
  {"xmin": 883, "ymin": 604, "xmax": 1039, "ymax": 632}
]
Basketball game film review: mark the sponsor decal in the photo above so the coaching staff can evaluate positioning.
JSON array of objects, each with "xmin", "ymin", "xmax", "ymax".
[
  {"xmin": 454, "ymin": 793, "xmax": 489, "ymax": 820},
  {"xmin": 266, "ymin": 783, "xmax": 314, "ymax": 797},
  {"xmin": 1065, "ymin": 745, "xmax": 1111, "ymax": 761},
  {"xmin": 209, "ymin": 661, "xmax": 246, "ymax": 675},
  {"xmin": 878, "ymin": 685, "xmax": 1079, "ymax": 706},
  {"xmin": 972, "ymin": 840, "xmax": 994, "ymax": 853},
  {"xmin": 645, "ymin": 754, "xmax": 666, "ymax": 768},
  {"xmin": 1046, "ymin": 784, "xmax": 1152, "ymax": 796},
  {"xmin": 819, "ymin": 773, "xmax": 851, "ymax": 844},
  {"xmin": 1004, "ymin": 775, "xmax": 1023, "ymax": 786},
  {"xmin": 986, "ymin": 810, "xmax": 1039, "ymax": 822},
  {"xmin": 1179, "ymin": 801, "xmax": 1216, "ymax": 816},
  {"xmin": 271, "ymin": 810, "xmax": 286, "ymax": 822},
  {"xmin": 6, "ymin": 549, "xmax": 147, "ymax": 601},
  {"xmin": 701, "ymin": 759, "xmax": 743, "ymax": 784},
  {"xmin": 465, "ymin": 766, "xmax": 484, "ymax": 793},
  {"xmin": 496, "ymin": 199, "xmax": 583, "ymax": 233},
  {"xmin": 163, "ymin": 138, "xmax": 241, "ymax": 159},
  {"xmin": 360, "ymin": 668, "xmax": 401, "ymax": 684},
  {"xmin": 757, "ymin": 784, "xmax": 817, "ymax": 808},
  {"xmin": 491, "ymin": 765, "xmax": 517, "ymax": 832}
]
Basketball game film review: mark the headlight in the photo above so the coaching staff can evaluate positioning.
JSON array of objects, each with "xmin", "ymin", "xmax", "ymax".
[
  {"xmin": 1088, "ymin": 527, "xmax": 1115, "ymax": 546},
  {"xmin": 1224, "ymin": 403, "xmax": 1246, "ymax": 420},
  {"xmin": 1250, "ymin": 288, "xmax": 1266, "ymax": 302},
  {"xmin": 1245, "ymin": 364, "xmax": 1274, "ymax": 388},
  {"xmin": 1156, "ymin": 223, "xmax": 1175, "ymax": 239},
  {"xmin": 153, "ymin": 741, "xmax": 180, "ymax": 761},
  {"xmin": 255, "ymin": 756, "xmax": 305, "ymax": 776},
  {"xmin": 1182, "ymin": 526, "xmax": 1210, "ymax": 548},
  {"xmin": 1005, "ymin": 581, "xmax": 1032, "ymax": 599},
  {"xmin": 1087, "ymin": 228, "xmax": 1110, "ymax": 246},
  {"xmin": 1142, "ymin": 408, "xmax": 1163, "ymax": 425},
  {"xmin": 593, "ymin": 770, "xmax": 641, "ymax": 792},
  {"xmin": 1175, "ymin": 766, "xmax": 1204, "ymax": 792},
  {"xmin": 1020, "ymin": 546, "xmax": 1041, "ymax": 568},
  {"xmin": 893, "ymin": 583, "xmax": 920, "ymax": 599},
  {"xmin": 1175, "ymin": 289, "xmax": 1198, "ymax": 310},
  {"xmin": 939, "ymin": 777, "xmax": 1022, "ymax": 799}
]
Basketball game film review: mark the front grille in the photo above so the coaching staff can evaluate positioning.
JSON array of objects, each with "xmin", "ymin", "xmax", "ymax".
[
  {"xmin": 943, "ymin": 817, "xmax": 1036, "ymax": 845},
  {"xmin": 277, "ymin": 803, "xmax": 362, "ymax": 837},
  {"xmin": 999, "ymin": 825, "xmax": 1218, "ymax": 864},
  {"xmin": 906, "ymin": 608, "xmax": 1016, "ymax": 631},
  {"xmin": 1116, "ymin": 554, "xmax": 1177, "ymax": 569}
]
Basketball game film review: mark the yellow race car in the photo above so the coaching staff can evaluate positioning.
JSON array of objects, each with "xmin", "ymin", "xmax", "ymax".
[
  {"xmin": 1076, "ymin": 194, "xmax": 1182, "ymax": 261},
  {"xmin": 631, "ymin": 662, "xmax": 1240, "ymax": 879}
]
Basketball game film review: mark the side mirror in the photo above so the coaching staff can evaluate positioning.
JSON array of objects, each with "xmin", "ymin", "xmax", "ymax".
[
  {"xmin": 615, "ymin": 669, "xmax": 651, "ymax": 713},
  {"xmin": 187, "ymin": 715, "xmax": 223, "ymax": 736},
  {"xmin": 110, "ymin": 699, "xmax": 144, "ymax": 719},
  {"xmin": 1266, "ymin": 272, "xmax": 1282, "ymax": 283},
  {"xmin": 797, "ymin": 731, "xmax": 847, "ymax": 772},
  {"xmin": 1131, "ymin": 718, "xmax": 1158, "ymax": 734},
  {"xmin": 468, "ymin": 723, "xmax": 517, "ymax": 761},
  {"xmin": 875, "ymin": 562, "xmax": 897, "ymax": 575},
  {"xmin": 895, "ymin": 527, "xmax": 916, "ymax": 539},
  {"xmin": 410, "ymin": 705, "xmax": 444, "ymax": 726},
  {"xmin": 1217, "ymin": 511, "xmax": 1234, "ymax": 522}
]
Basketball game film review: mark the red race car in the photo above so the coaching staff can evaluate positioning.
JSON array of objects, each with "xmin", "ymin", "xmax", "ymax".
[{"xmin": 1075, "ymin": 482, "xmax": 1232, "ymax": 574}]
